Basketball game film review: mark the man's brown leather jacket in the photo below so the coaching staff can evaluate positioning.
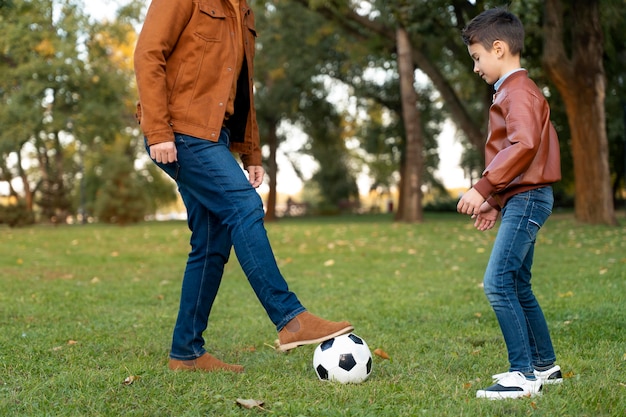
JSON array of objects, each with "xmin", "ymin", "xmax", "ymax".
[
  {"xmin": 474, "ymin": 70, "xmax": 562, "ymax": 209},
  {"xmin": 134, "ymin": 0, "xmax": 261, "ymax": 167}
]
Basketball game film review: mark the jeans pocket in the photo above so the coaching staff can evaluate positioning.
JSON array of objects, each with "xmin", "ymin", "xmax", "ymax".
[
  {"xmin": 157, "ymin": 161, "xmax": 180, "ymax": 181},
  {"xmin": 527, "ymin": 202, "xmax": 551, "ymax": 240}
]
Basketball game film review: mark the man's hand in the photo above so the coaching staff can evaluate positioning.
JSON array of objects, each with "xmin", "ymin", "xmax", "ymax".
[
  {"xmin": 246, "ymin": 165, "xmax": 265, "ymax": 188},
  {"xmin": 149, "ymin": 142, "xmax": 177, "ymax": 163},
  {"xmin": 457, "ymin": 187, "xmax": 485, "ymax": 216}
]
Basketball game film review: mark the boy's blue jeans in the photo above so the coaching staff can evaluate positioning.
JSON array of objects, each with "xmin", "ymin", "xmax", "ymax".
[
  {"xmin": 483, "ymin": 186, "xmax": 557, "ymax": 375},
  {"xmin": 147, "ymin": 129, "xmax": 305, "ymax": 360}
]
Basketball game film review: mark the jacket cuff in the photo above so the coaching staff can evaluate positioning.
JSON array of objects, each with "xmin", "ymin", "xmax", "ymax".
[
  {"xmin": 240, "ymin": 152, "xmax": 262, "ymax": 168},
  {"xmin": 473, "ymin": 177, "xmax": 495, "ymax": 200},
  {"xmin": 144, "ymin": 128, "xmax": 175, "ymax": 146}
]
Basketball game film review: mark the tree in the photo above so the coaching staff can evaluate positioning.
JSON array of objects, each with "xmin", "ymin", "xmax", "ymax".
[
  {"xmin": 255, "ymin": 0, "xmax": 360, "ymax": 216},
  {"xmin": 395, "ymin": 24, "xmax": 423, "ymax": 222},
  {"xmin": 543, "ymin": 0, "xmax": 617, "ymax": 225}
]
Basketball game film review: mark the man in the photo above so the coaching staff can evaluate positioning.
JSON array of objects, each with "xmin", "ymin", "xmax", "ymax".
[{"xmin": 134, "ymin": 0, "xmax": 353, "ymax": 372}]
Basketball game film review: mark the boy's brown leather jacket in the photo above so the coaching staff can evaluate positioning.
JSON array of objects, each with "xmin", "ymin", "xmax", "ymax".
[
  {"xmin": 134, "ymin": 0, "xmax": 261, "ymax": 167},
  {"xmin": 474, "ymin": 70, "xmax": 562, "ymax": 209}
]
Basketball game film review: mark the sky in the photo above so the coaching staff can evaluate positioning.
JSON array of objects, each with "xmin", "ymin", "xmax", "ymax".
[{"xmin": 82, "ymin": 0, "xmax": 468, "ymax": 197}]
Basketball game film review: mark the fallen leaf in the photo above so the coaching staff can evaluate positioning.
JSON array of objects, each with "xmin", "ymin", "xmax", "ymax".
[
  {"xmin": 236, "ymin": 398, "xmax": 265, "ymax": 410},
  {"xmin": 67, "ymin": 340, "xmax": 78, "ymax": 345},
  {"xmin": 463, "ymin": 382, "xmax": 472, "ymax": 389},
  {"xmin": 373, "ymin": 348, "xmax": 390, "ymax": 360},
  {"xmin": 564, "ymin": 371, "xmax": 575, "ymax": 379},
  {"xmin": 122, "ymin": 375, "xmax": 140, "ymax": 385},
  {"xmin": 323, "ymin": 259, "xmax": 335, "ymax": 267},
  {"xmin": 530, "ymin": 401, "xmax": 538, "ymax": 410}
]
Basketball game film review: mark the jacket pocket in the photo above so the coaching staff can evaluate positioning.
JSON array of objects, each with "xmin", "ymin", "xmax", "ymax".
[{"xmin": 195, "ymin": 1, "xmax": 226, "ymax": 42}]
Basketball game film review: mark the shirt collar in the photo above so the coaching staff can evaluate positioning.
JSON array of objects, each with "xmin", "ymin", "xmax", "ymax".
[{"xmin": 494, "ymin": 68, "xmax": 525, "ymax": 91}]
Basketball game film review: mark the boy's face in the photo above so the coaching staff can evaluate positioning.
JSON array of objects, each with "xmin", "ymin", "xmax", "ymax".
[{"xmin": 467, "ymin": 41, "xmax": 502, "ymax": 85}]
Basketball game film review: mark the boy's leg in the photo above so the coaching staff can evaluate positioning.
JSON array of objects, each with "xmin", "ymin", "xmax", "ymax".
[
  {"xmin": 515, "ymin": 188, "xmax": 557, "ymax": 368},
  {"xmin": 483, "ymin": 191, "xmax": 540, "ymax": 376}
]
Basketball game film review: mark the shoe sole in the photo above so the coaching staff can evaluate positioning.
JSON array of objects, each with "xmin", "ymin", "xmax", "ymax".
[
  {"xmin": 477, "ymin": 390, "xmax": 541, "ymax": 400},
  {"xmin": 278, "ymin": 325, "xmax": 354, "ymax": 352},
  {"xmin": 541, "ymin": 378, "xmax": 563, "ymax": 385}
]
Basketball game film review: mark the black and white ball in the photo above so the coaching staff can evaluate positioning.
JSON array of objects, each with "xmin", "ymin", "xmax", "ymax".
[{"xmin": 313, "ymin": 333, "xmax": 372, "ymax": 384}]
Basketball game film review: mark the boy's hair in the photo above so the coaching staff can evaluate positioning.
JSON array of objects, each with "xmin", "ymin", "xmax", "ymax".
[{"xmin": 461, "ymin": 8, "xmax": 525, "ymax": 56}]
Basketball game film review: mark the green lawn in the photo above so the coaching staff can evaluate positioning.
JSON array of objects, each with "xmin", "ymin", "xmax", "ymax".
[{"xmin": 1, "ymin": 212, "xmax": 624, "ymax": 416}]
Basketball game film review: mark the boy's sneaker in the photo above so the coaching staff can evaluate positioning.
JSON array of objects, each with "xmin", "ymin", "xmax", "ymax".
[
  {"xmin": 534, "ymin": 365, "xmax": 563, "ymax": 385},
  {"xmin": 477, "ymin": 371, "xmax": 542, "ymax": 400}
]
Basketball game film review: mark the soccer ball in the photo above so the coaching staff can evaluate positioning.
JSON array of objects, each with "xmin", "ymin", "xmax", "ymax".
[{"xmin": 313, "ymin": 333, "xmax": 373, "ymax": 384}]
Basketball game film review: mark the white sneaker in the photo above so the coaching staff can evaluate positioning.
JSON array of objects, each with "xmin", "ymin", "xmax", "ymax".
[
  {"xmin": 534, "ymin": 365, "xmax": 563, "ymax": 385},
  {"xmin": 493, "ymin": 364, "xmax": 563, "ymax": 385},
  {"xmin": 477, "ymin": 371, "xmax": 542, "ymax": 399}
]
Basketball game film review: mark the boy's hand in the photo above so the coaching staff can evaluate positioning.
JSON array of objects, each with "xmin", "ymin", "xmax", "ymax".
[
  {"xmin": 457, "ymin": 188, "xmax": 485, "ymax": 216},
  {"xmin": 473, "ymin": 202, "xmax": 499, "ymax": 231}
]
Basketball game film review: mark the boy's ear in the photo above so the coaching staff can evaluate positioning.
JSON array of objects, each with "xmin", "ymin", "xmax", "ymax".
[{"xmin": 492, "ymin": 40, "xmax": 505, "ymax": 58}]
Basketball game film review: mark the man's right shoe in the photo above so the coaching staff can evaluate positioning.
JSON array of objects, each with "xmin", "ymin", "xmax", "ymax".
[
  {"xmin": 534, "ymin": 364, "xmax": 563, "ymax": 385},
  {"xmin": 277, "ymin": 311, "xmax": 353, "ymax": 352},
  {"xmin": 477, "ymin": 371, "xmax": 542, "ymax": 399},
  {"xmin": 168, "ymin": 352, "xmax": 244, "ymax": 373}
]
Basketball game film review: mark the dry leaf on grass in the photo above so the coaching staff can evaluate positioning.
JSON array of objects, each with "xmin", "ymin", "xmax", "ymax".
[
  {"xmin": 373, "ymin": 348, "xmax": 391, "ymax": 360},
  {"xmin": 236, "ymin": 398, "xmax": 266, "ymax": 410},
  {"xmin": 122, "ymin": 375, "xmax": 140, "ymax": 385}
]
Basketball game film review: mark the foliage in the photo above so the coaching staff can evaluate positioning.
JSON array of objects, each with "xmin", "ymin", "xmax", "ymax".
[
  {"xmin": 0, "ymin": 0, "xmax": 175, "ymax": 225},
  {"xmin": 254, "ymin": 0, "xmax": 361, "ymax": 212},
  {"xmin": 1, "ymin": 212, "xmax": 625, "ymax": 415},
  {"xmin": 0, "ymin": 199, "xmax": 35, "ymax": 226}
]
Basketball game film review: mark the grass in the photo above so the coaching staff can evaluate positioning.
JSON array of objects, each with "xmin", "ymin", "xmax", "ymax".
[{"xmin": 1, "ymin": 211, "xmax": 624, "ymax": 416}]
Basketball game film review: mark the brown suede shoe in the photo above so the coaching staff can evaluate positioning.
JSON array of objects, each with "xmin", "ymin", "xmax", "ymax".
[
  {"xmin": 277, "ymin": 311, "xmax": 354, "ymax": 352},
  {"xmin": 168, "ymin": 352, "xmax": 244, "ymax": 373}
]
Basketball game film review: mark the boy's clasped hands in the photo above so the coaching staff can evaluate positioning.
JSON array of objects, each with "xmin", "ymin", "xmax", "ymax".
[{"xmin": 457, "ymin": 187, "xmax": 499, "ymax": 231}]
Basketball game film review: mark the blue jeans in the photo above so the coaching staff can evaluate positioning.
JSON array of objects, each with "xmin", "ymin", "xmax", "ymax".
[
  {"xmin": 483, "ymin": 187, "xmax": 556, "ymax": 375},
  {"xmin": 147, "ymin": 130, "xmax": 305, "ymax": 360}
]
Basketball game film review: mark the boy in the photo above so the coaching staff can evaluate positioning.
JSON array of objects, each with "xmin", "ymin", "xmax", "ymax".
[{"xmin": 458, "ymin": 8, "xmax": 563, "ymax": 399}]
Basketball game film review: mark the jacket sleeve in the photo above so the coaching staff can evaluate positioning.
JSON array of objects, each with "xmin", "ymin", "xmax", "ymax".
[
  {"xmin": 134, "ymin": 0, "xmax": 193, "ymax": 145},
  {"xmin": 482, "ymin": 91, "xmax": 543, "ymax": 193}
]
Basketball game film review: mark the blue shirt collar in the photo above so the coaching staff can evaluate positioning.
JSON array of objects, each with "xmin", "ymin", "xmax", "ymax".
[{"xmin": 494, "ymin": 68, "xmax": 526, "ymax": 91}]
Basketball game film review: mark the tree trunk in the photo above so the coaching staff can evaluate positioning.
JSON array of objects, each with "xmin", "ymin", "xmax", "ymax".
[
  {"xmin": 543, "ymin": 0, "xmax": 616, "ymax": 225},
  {"xmin": 264, "ymin": 117, "xmax": 279, "ymax": 221},
  {"xmin": 16, "ymin": 148, "xmax": 34, "ymax": 212},
  {"xmin": 396, "ymin": 26, "xmax": 423, "ymax": 223}
]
